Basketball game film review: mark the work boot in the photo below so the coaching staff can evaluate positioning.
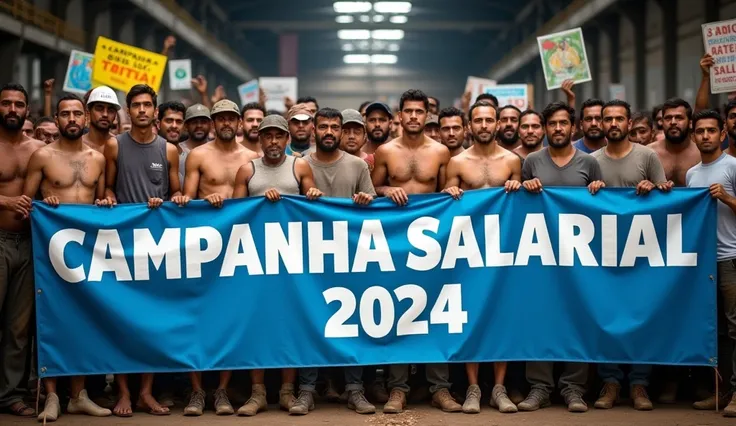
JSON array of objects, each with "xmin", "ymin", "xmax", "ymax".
[
  {"xmin": 383, "ymin": 389, "xmax": 407, "ymax": 414},
  {"xmin": 594, "ymin": 382, "xmax": 620, "ymax": 409},
  {"xmin": 491, "ymin": 384, "xmax": 517, "ymax": 413},
  {"xmin": 431, "ymin": 388, "xmax": 462, "ymax": 412},
  {"xmin": 632, "ymin": 385, "xmax": 653, "ymax": 411},
  {"xmin": 518, "ymin": 389, "xmax": 550, "ymax": 411},
  {"xmin": 289, "ymin": 390, "xmax": 315, "ymax": 415},
  {"xmin": 214, "ymin": 389, "xmax": 234, "ymax": 415},
  {"xmin": 38, "ymin": 392, "xmax": 60, "ymax": 423},
  {"xmin": 724, "ymin": 393, "xmax": 736, "ymax": 417},
  {"xmin": 67, "ymin": 390, "xmax": 112, "ymax": 417},
  {"xmin": 462, "ymin": 384, "xmax": 481, "ymax": 414},
  {"xmin": 370, "ymin": 381, "xmax": 389, "ymax": 403},
  {"xmin": 183, "ymin": 389, "xmax": 206, "ymax": 416},
  {"xmin": 565, "ymin": 391, "xmax": 588, "ymax": 413},
  {"xmin": 238, "ymin": 384, "xmax": 267, "ymax": 416},
  {"xmin": 347, "ymin": 390, "xmax": 375, "ymax": 414},
  {"xmin": 693, "ymin": 393, "xmax": 730, "ymax": 410},
  {"xmin": 279, "ymin": 383, "xmax": 296, "ymax": 411}
]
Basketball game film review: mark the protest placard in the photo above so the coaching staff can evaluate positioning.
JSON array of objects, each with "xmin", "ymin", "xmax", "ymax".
[
  {"xmin": 484, "ymin": 84, "xmax": 529, "ymax": 110},
  {"xmin": 259, "ymin": 77, "xmax": 298, "ymax": 112},
  {"xmin": 168, "ymin": 59, "xmax": 192, "ymax": 91},
  {"xmin": 93, "ymin": 36, "xmax": 168, "ymax": 92},
  {"xmin": 238, "ymin": 79, "xmax": 259, "ymax": 106},
  {"xmin": 702, "ymin": 19, "xmax": 736, "ymax": 94},
  {"xmin": 465, "ymin": 76, "xmax": 496, "ymax": 104},
  {"xmin": 537, "ymin": 28, "xmax": 592, "ymax": 90},
  {"xmin": 62, "ymin": 50, "xmax": 94, "ymax": 95}
]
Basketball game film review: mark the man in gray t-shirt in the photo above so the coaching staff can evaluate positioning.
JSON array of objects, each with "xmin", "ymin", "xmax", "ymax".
[{"xmin": 519, "ymin": 102, "xmax": 599, "ymax": 414}]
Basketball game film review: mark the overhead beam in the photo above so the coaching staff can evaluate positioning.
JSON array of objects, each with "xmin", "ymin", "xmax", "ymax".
[
  {"xmin": 127, "ymin": 0, "xmax": 254, "ymax": 81},
  {"xmin": 488, "ymin": 0, "xmax": 620, "ymax": 82},
  {"xmin": 234, "ymin": 21, "xmax": 509, "ymax": 31}
]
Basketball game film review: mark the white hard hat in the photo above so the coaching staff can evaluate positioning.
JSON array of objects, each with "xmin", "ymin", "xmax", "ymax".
[{"xmin": 86, "ymin": 86, "xmax": 121, "ymax": 110}]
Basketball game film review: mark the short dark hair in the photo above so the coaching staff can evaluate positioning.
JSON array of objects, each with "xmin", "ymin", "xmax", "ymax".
[
  {"xmin": 602, "ymin": 99, "xmax": 631, "ymax": 119},
  {"xmin": 297, "ymin": 96, "xmax": 319, "ymax": 108},
  {"xmin": 498, "ymin": 105, "xmax": 522, "ymax": 116},
  {"xmin": 520, "ymin": 109, "xmax": 544, "ymax": 125},
  {"xmin": 692, "ymin": 109, "xmax": 724, "ymax": 131},
  {"xmin": 662, "ymin": 98, "xmax": 692, "ymax": 120},
  {"xmin": 428, "ymin": 96, "xmax": 440, "ymax": 109},
  {"xmin": 542, "ymin": 101, "xmax": 576, "ymax": 126},
  {"xmin": 34, "ymin": 116, "xmax": 56, "ymax": 128},
  {"xmin": 724, "ymin": 99, "xmax": 736, "ymax": 117},
  {"xmin": 157, "ymin": 101, "xmax": 186, "ymax": 121},
  {"xmin": 126, "ymin": 84, "xmax": 158, "ymax": 108},
  {"xmin": 438, "ymin": 106, "xmax": 467, "ymax": 126},
  {"xmin": 314, "ymin": 107, "xmax": 342, "ymax": 125},
  {"xmin": 631, "ymin": 111, "xmax": 653, "ymax": 128},
  {"xmin": 399, "ymin": 89, "xmax": 429, "ymax": 112},
  {"xmin": 55, "ymin": 94, "xmax": 84, "ymax": 113},
  {"xmin": 476, "ymin": 93, "xmax": 499, "ymax": 107},
  {"xmin": 241, "ymin": 102, "xmax": 266, "ymax": 117},
  {"xmin": 579, "ymin": 98, "xmax": 605, "ymax": 121},
  {"xmin": 468, "ymin": 100, "xmax": 498, "ymax": 122},
  {"xmin": 652, "ymin": 104, "xmax": 663, "ymax": 121},
  {"xmin": 358, "ymin": 100, "xmax": 372, "ymax": 113},
  {"xmin": 0, "ymin": 83, "xmax": 29, "ymax": 105}
]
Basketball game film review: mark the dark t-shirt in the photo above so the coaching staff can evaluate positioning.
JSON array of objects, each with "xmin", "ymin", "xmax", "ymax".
[{"xmin": 521, "ymin": 147, "xmax": 602, "ymax": 186}]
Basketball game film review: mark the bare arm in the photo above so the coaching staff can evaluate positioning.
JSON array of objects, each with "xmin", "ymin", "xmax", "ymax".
[
  {"xmin": 437, "ymin": 146, "xmax": 451, "ymax": 191},
  {"xmin": 296, "ymin": 159, "xmax": 318, "ymax": 194},
  {"xmin": 104, "ymin": 139, "xmax": 118, "ymax": 203},
  {"xmin": 95, "ymin": 154, "xmax": 106, "ymax": 202},
  {"xmin": 232, "ymin": 163, "xmax": 253, "ymax": 199},
  {"xmin": 509, "ymin": 154, "xmax": 522, "ymax": 182},
  {"xmin": 371, "ymin": 145, "xmax": 392, "ymax": 196},
  {"xmin": 43, "ymin": 79, "xmax": 54, "ymax": 117},
  {"xmin": 443, "ymin": 158, "xmax": 462, "ymax": 189},
  {"xmin": 191, "ymin": 75, "xmax": 212, "ymax": 109},
  {"xmin": 22, "ymin": 150, "xmax": 46, "ymax": 199},
  {"xmin": 695, "ymin": 54, "xmax": 714, "ymax": 112},
  {"xmin": 183, "ymin": 151, "xmax": 202, "ymax": 199},
  {"xmin": 166, "ymin": 143, "xmax": 181, "ymax": 198}
]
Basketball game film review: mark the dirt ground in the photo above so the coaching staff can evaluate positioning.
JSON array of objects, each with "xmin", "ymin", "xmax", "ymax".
[{"xmin": 2, "ymin": 404, "xmax": 734, "ymax": 426}]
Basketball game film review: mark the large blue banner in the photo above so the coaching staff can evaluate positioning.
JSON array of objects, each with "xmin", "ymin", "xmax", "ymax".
[{"xmin": 31, "ymin": 188, "xmax": 716, "ymax": 377}]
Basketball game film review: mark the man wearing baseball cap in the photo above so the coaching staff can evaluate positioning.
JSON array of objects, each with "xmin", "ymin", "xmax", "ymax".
[
  {"xmin": 83, "ymin": 85, "xmax": 120, "ymax": 153},
  {"xmin": 232, "ymin": 115, "xmax": 322, "ymax": 417},
  {"xmin": 182, "ymin": 103, "xmax": 211, "ymax": 153},
  {"xmin": 340, "ymin": 109, "xmax": 374, "ymax": 171},
  {"xmin": 174, "ymin": 100, "xmax": 259, "ymax": 417},
  {"xmin": 362, "ymin": 102, "xmax": 392, "ymax": 154},
  {"xmin": 286, "ymin": 103, "xmax": 315, "ymax": 157},
  {"xmin": 424, "ymin": 114, "xmax": 440, "ymax": 142}
]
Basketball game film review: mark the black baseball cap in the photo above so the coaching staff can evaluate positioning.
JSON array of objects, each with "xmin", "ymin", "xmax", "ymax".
[{"xmin": 364, "ymin": 102, "xmax": 393, "ymax": 118}]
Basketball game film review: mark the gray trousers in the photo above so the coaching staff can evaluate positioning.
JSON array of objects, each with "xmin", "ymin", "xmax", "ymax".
[
  {"xmin": 718, "ymin": 259, "xmax": 736, "ymax": 392},
  {"xmin": 526, "ymin": 362, "xmax": 587, "ymax": 398},
  {"xmin": 0, "ymin": 230, "xmax": 34, "ymax": 408},
  {"xmin": 387, "ymin": 364, "xmax": 451, "ymax": 394}
]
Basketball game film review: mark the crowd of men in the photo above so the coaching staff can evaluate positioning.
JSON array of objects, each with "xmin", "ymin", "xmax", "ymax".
[{"xmin": 1, "ymin": 50, "xmax": 736, "ymax": 421}]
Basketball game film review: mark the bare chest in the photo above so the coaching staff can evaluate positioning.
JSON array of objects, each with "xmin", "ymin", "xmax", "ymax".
[
  {"xmin": 45, "ymin": 154, "xmax": 102, "ymax": 189},
  {"xmin": 200, "ymin": 152, "xmax": 252, "ymax": 187},
  {"xmin": 0, "ymin": 146, "xmax": 35, "ymax": 183},
  {"xmin": 388, "ymin": 151, "xmax": 441, "ymax": 184},
  {"xmin": 460, "ymin": 159, "xmax": 512, "ymax": 189}
]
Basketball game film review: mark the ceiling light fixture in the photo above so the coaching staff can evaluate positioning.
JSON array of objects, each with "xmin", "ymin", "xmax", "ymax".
[
  {"xmin": 388, "ymin": 43, "xmax": 400, "ymax": 51},
  {"xmin": 374, "ymin": 2, "xmax": 412, "ymax": 14},
  {"xmin": 359, "ymin": 15, "xmax": 371, "ymax": 22},
  {"xmin": 371, "ymin": 29, "xmax": 405, "ymax": 40},
  {"xmin": 372, "ymin": 41, "xmax": 387, "ymax": 50},
  {"xmin": 371, "ymin": 54, "xmax": 398, "ymax": 64},
  {"xmin": 335, "ymin": 15, "xmax": 354, "ymax": 23},
  {"xmin": 338, "ymin": 29, "xmax": 371, "ymax": 40},
  {"xmin": 342, "ymin": 43, "xmax": 355, "ymax": 51},
  {"xmin": 373, "ymin": 15, "xmax": 385, "ymax": 22},
  {"xmin": 344, "ymin": 54, "xmax": 371, "ymax": 64},
  {"xmin": 333, "ymin": 1, "xmax": 372, "ymax": 13},
  {"xmin": 389, "ymin": 15, "xmax": 408, "ymax": 24}
]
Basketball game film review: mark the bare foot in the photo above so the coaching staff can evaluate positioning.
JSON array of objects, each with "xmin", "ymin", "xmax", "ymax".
[
  {"xmin": 137, "ymin": 393, "xmax": 170, "ymax": 415},
  {"xmin": 113, "ymin": 394, "xmax": 133, "ymax": 417}
]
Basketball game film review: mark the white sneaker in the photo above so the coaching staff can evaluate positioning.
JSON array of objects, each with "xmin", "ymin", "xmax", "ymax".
[
  {"xmin": 67, "ymin": 389, "xmax": 112, "ymax": 417},
  {"xmin": 37, "ymin": 392, "xmax": 60, "ymax": 422}
]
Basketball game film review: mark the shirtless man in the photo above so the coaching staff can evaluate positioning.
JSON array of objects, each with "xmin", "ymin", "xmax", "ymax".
[
  {"xmin": 182, "ymin": 104, "xmax": 211, "ymax": 152},
  {"xmin": 24, "ymin": 94, "xmax": 112, "ymax": 422},
  {"xmin": 33, "ymin": 117, "xmax": 60, "ymax": 144},
  {"xmin": 362, "ymin": 102, "xmax": 392, "ymax": 154},
  {"xmin": 83, "ymin": 86, "xmax": 120, "ymax": 154},
  {"xmin": 648, "ymin": 98, "xmax": 699, "ymax": 187},
  {"xmin": 0, "ymin": 83, "xmax": 45, "ymax": 418},
  {"xmin": 240, "ymin": 102, "xmax": 265, "ymax": 156},
  {"xmin": 371, "ymin": 89, "xmax": 459, "ymax": 414},
  {"xmin": 438, "ymin": 107, "xmax": 466, "ymax": 157},
  {"xmin": 171, "ymin": 100, "xmax": 259, "ymax": 416},
  {"xmin": 340, "ymin": 109, "xmax": 374, "ymax": 170},
  {"xmin": 442, "ymin": 100, "xmax": 520, "ymax": 415},
  {"xmin": 232, "ymin": 114, "xmax": 322, "ymax": 417},
  {"xmin": 496, "ymin": 105, "xmax": 522, "ymax": 151},
  {"xmin": 515, "ymin": 110, "xmax": 545, "ymax": 159}
]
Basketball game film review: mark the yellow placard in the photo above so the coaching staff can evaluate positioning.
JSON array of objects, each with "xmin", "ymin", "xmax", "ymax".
[{"xmin": 92, "ymin": 36, "xmax": 167, "ymax": 93}]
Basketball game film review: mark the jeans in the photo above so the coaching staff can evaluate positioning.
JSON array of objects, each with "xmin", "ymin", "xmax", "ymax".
[
  {"xmin": 718, "ymin": 259, "xmax": 736, "ymax": 392},
  {"xmin": 299, "ymin": 367, "xmax": 365, "ymax": 392},
  {"xmin": 526, "ymin": 362, "xmax": 587, "ymax": 397},
  {"xmin": 0, "ymin": 231, "xmax": 34, "ymax": 408},
  {"xmin": 387, "ymin": 364, "xmax": 451, "ymax": 394},
  {"xmin": 598, "ymin": 363, "xmax": 652, "ymax": 387}
]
